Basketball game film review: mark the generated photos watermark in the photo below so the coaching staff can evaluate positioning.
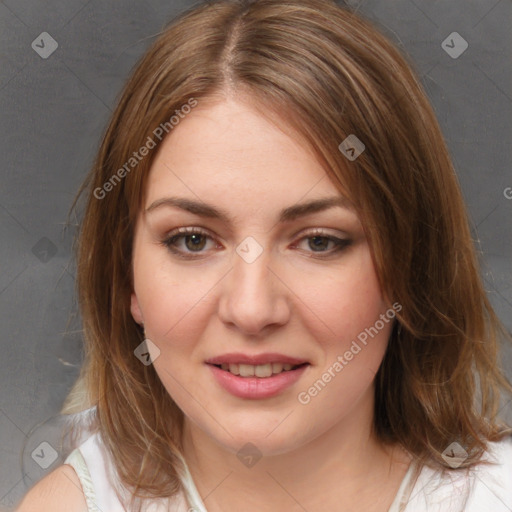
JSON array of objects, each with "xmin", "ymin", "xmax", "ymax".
[
  {"xmin": 94, "ymin": 97, "xmax": 198, "ymax": 200},
  {"xmin": 297, "ymin": 302, "xmax": 402, "ymax": 405}
]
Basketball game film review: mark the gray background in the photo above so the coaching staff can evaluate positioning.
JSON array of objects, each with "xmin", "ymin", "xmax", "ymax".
[{"xmin": 1, "ymin": 0, "xmax": 511, "ymax": 509}]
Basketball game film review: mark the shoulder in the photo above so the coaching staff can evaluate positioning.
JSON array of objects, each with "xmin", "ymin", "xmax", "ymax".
[
  {"xmin": 403, "ymin": 435, "xmax": 512, "ymax": 511},
  {"xmin": 473, "ymin": 434, "xmax": 512, "ymax": 482},
  {"xmin": 15, "ymin": 464, "xmax": 88, "ymax": 512},
  {"xmin": 484, "ymin": 433, "xmax": 512, "ymax": 461},
  {"xmin": 463, "ymin": 434, "xmax": 512, "ymax": 510}
]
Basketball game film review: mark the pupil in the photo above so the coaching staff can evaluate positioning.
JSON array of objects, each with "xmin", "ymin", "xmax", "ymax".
[
  {"xmin": 310, "ymin": 236, "xmax": 327, "ymax": 251},
  {"xmin": 186, "ymin": 234, "xmax": 206, "ymax": 251}
]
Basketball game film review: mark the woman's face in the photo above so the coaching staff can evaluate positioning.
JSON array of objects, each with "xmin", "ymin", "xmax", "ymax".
[{"xmin": 130, "ymin": 96, "xmax": 394, "ymax": 456}]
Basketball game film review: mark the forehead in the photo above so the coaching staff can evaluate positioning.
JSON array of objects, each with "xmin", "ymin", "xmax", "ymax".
[{"xmin": 144, "ymin": 97, "xmax": 348, "ymax": 214}]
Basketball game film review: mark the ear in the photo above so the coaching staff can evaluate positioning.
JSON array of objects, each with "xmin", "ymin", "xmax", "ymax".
[{"xmin": 130, "ymin": 292, "xmax": 144, "ymax": 325}]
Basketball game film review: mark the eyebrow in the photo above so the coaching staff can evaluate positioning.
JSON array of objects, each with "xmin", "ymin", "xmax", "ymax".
[{"xmin": 145, "ymin": 195, "xmax": 354, "ymax": 223}]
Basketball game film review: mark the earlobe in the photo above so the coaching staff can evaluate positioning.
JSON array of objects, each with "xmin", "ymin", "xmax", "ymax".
[{"xmin": 130, "ymin": 293, "xmax": 144, "ymax": 325}]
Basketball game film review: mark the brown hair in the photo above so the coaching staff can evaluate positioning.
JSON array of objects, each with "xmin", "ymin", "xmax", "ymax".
[{"xmin": 66, "ymin": 0, "xmax": 512, "ymax": 508}]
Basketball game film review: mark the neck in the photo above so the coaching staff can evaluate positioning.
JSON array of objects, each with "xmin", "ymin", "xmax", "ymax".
[{"xmin": 181, "ymin": 386, "xmax": 411, "ymax": 512}]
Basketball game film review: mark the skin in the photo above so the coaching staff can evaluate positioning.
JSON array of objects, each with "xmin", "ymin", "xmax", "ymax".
[{"xmin": 130, "ymin": 95, "xmax": 411, "ymax": 511}]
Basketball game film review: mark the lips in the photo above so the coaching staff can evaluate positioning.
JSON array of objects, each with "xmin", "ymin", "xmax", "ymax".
[{"xmin": 205, "ymin": 353, "xmax": 310, "ymax": 399}]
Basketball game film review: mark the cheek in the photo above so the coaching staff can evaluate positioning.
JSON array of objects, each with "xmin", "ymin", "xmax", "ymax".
[
  {"xmin": 297, "ymin": 246, "xmax": 388, "ymax": 351},
  {"xmin": 140, "ymin": 282, "xmax": 214, "ymax": 353},
  {"xmin": 293, "ymin": 246, "xmax": 391, "ymax": 405},
  {"xmin": 133, "ymin": 260, "xmax": 217, "ymax": 411},
  {"xmin": 132, "ymin": 241, "xmax": 215, "ymax": 348}
]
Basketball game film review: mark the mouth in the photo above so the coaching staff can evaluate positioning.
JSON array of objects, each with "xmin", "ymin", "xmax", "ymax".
[{"xmin": 205, "ymin": 353, "xmax": 310, "ymax": 399}]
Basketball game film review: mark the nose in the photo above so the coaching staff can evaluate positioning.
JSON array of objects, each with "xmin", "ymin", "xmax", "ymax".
[{"xmin": 218, "ymin": 243, "xmax": 291, "ymax": 337}]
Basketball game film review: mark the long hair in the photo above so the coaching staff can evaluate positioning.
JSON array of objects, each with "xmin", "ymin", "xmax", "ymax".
[{"xmin": 65, "ymin": 0, "xmax": 512, "ymax": 508}]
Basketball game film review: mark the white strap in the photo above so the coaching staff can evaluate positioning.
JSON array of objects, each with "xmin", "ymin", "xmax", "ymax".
[
  {"xmin": 64, "ymin": 449, "xmax": 102, "ymax": 512},
  {"xmin": 178, "ymin": 458, "xmax": 209, "ymax": 512}
]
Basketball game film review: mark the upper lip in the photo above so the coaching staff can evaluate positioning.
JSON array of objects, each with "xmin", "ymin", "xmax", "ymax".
[{"xmin": 205, "ymin": 353, "xmax": 309, "ymax": 366}]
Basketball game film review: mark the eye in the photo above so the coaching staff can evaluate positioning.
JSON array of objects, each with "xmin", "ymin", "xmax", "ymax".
[
  {"xmin": 293, "ymin": 229, "xmax": 352, "ymax": 257},
  {"xmin": 162, "ymin": 227, "xmax": 218, "ymax": 259},
  {"xmin": 161, "ymin": 227, "xmax": 352, "ymax": 260}
]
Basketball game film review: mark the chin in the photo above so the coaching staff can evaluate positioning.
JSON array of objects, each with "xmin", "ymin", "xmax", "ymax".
[
  {"xmin": 207, "ymin": 416, "xmax": 309, "ymax": 458},
  {"xmin": 221, "ymin": 433, "xmax": 301, "ymax": 459}
]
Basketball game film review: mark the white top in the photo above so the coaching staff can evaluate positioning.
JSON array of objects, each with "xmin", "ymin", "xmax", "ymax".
[
  {"xmin": 64, "ymin": 432, "xmax": 203, "ymax": 512},
  {"xmin": 62, "ymin": 409, "xmax": 512, "ymax": 511}
]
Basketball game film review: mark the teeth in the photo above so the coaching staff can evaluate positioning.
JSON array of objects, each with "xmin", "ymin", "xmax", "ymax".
[
  {"xmin": 272, "ymin": 363, "xmax": 283, "ymax": 373},
  {"xmin": 219, "ymin": 362, "xmax": 300, "ymax": 377},
  {"xmin": 255, "ymin": 364, "xmax": 272, "ymax": 377},
  {"xmin": 239, "ymin": 364, "xmax": 255, "ymax": 377}
]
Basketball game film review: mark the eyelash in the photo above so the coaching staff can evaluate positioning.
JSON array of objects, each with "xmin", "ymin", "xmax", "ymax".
[{"xmin": 161, "ymin": 227, "xmax": 352, "ymax": 260}]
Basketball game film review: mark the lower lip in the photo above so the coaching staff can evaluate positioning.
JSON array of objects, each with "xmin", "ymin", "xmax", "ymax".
[{"xmin": 207, "ymin": 364, "xmax": 309, "ymax": 399}]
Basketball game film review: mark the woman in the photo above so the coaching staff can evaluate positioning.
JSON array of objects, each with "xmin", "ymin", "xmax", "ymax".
[{"xmin": 16, "ymin": 0, "xmax": 512, "ymax": 510}]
